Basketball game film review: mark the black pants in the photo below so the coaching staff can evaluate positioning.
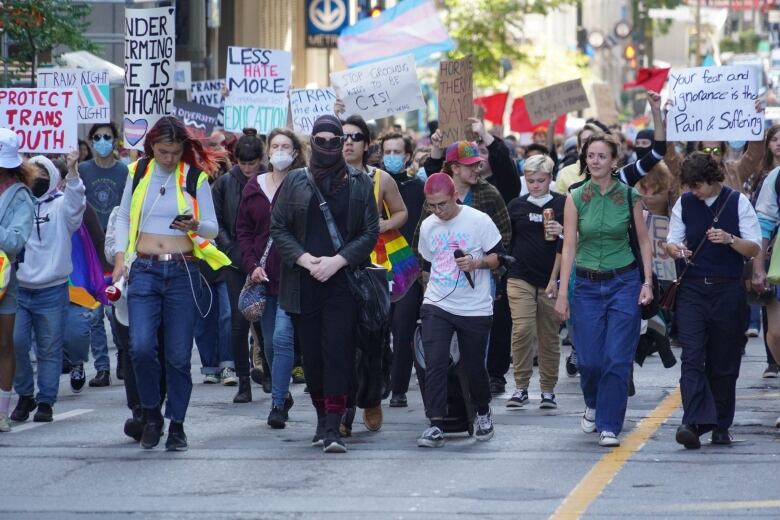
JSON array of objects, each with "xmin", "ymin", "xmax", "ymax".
[
  {"xmin": 224, "ymin": 267, "xmax": 251, "ymax": 378},
  {"xmin": 486, "ymin": 277, "xmax": 512, "ymax": 380},
  {"xmin": 291, "ymin": 279, "xmax": 357, "ymax": 408},
  {"xmin": 677, "ymin": 279, "xmax": 746, "ymax": 432},
  {"xmin": 419, "ymin": 304, "xmax": 492, "ymax": 419},
  {"xmin": 390, "ymin": 282, "xmax": 422, "ymax": 395}
]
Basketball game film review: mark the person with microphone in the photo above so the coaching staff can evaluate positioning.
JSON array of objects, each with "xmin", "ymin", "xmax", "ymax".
[{"xmin": 416, "ymin": 173, "xmax": 505, "ymax": 448}]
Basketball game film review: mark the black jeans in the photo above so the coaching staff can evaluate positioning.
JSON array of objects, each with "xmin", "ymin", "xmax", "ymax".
[
  {"xmin": 419, "ymin": 304, "xmax": 492, "ymax": 419},
  {"xmin": 390, "ymin": 282, "xmax": 422, "ymax": 395},
  {"xmin": 224, "ymin": 267, "xmax": 251, "ymax": 378},
  {"xmin": 486, "ymin": 278, "xmax": 512, "ymax": 381},
  {"xmin": 677, "ymin": 279, "xmax": 746, "ymax": 432}
]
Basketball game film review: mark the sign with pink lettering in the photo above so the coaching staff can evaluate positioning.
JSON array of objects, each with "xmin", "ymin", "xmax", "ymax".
[{"xmin": 0, "ymin": 88, "xmax": 78, "ymax": 153}]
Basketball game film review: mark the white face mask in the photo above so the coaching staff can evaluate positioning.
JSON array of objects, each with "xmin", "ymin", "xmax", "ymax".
[{"xmin": 269, "ymin": 151, "xmax": 294, "ymax": 171}]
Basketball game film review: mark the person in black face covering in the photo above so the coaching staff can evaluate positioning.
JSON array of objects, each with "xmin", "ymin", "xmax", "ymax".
[
  {"xmin": 270, "ymin": 115, "xmax": 379, "ymax": 454},
  {"xmin": 634, "ymin": 129, "xmax": 654, "ymax": 161}
]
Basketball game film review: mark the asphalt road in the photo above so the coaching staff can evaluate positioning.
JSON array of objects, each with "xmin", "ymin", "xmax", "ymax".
[{"xmin": 1, "ymin": 335, "xmax": 778, "ymax": 519}]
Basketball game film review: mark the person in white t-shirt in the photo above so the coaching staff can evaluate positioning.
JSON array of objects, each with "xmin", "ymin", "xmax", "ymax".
[{"xmin": 416, "ymin": 173, "xmax": 504, "ymax": 448}]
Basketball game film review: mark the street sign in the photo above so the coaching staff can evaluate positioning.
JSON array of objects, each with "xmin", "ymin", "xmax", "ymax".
[{"xmin": 306, "ymin": 0, "xmax": 349, "ymax": 49}]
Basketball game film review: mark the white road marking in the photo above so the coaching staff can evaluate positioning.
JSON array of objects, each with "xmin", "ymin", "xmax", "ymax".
[{"xmin": 10, "ymin": 408, "xmax": 94, "ymax": 433}]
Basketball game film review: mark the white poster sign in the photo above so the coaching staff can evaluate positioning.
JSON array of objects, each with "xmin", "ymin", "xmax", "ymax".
[
  {"xmin": 0, "ymin": 88, "xmax": 78, "ymax": 153},
  {"xmin": 290, "ymin": 88, "xmax": 337, "ymax": 135},
  {"xmin": 36, "ymin": 68, "xmax": 110, "ymax": 123}
]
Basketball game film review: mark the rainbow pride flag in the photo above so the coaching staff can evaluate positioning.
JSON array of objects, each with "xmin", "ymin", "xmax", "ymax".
[{"xmin": 371, "ymin": 229, "xmax": 420, "ymax": 303}]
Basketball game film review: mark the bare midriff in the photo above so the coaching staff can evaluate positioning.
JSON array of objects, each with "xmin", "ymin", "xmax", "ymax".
[{"xmin": 137, "ymin": 233, "xmax": 193, "ymax": 255}]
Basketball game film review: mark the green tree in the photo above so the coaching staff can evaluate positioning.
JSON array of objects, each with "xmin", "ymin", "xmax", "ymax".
[
  {"xmin": 442, "ymin": 0, "xmax": 578, "ymax": 89},
  {"xmin": 0, "ymin": 0, "xmax": 97, "ymax": 86}
]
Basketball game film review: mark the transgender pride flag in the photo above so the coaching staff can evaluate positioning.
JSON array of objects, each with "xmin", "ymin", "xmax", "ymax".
[{"xmin": 337, "ymin": 0, "xmax": 454, "ymax": 68}]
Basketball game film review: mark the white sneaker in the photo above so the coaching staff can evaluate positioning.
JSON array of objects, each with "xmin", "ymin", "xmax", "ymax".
[
  {"xmin": 0, "ymin": 412, "xmax": 10, "ymax": 432},
  {"xmin": 581, "ymin": 407, "xmax": 596, "ymax": 433},
  {"xmin": 745, "ymin": 328, "xmax": 759, "ymax": 338},
  {"xmin": 203, "ymin": 374, "xmax": 220, "ymax": 384},
  {"xmin": 474, "ymin": 410, "xmax": 494, "ymax": 441},
  {"xmin": 417, "ymin": 426, "xmax": 445, "ymax": 448},
  {"xmin": 599, "ymin": 431, "xmax": 620, "ymax": 447},
  {"xmin": 220, "ymin": 367, "xmax": 238, "ymax": 386}
]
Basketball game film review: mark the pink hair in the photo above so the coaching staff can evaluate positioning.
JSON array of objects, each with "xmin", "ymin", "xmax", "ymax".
[{"xmin": 424, "ymin": 172, "xmax": 455, "ymax": 197}]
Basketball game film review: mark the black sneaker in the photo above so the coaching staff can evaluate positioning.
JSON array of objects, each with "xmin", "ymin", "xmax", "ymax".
[
  {"xmin": 70, "ymin": 364, "xmax": 86, "ymax": 394},
  {"xmin": 489, "ymin": 376, "xmax": 505, "ymax": 396},
  {"xmin": 474, "ymin": 409, "xmax": 494, "ymax": 441},
  {"xmin": 140, "ymin": 409, "xmax": 164, "ymax": 449},
  {"xmin": 10, "ymin": 395, "xmax": 36, "ymax": 422},
  {"xmin": 417, "ymin": 426, "xmax": 445, "ymax": 448},
  {"xmin": 323, "ymin": 414, "xmax": 346, "ymax": 453},
  {"xmin": 711, "ymin": 427, "xmax": 732, "ymax": 445},
  {"xmin": 762, "ymin": 363, "xmax": 779, "ymax": 378},
  {"xmin": 675, "ymin": 424, "xmax": 701, "ymax": 450},
  {"xmin": 565, "ymin": 350, "xmax": 579, "ymax": 377},
  {"xmin": 540, "ymin": 393, "xmax": 557, "ymax": 409},
  {"xmin": 33, "ymin": 403, "xmax": 53, "ymax": 422},
  {"xmin": 506, "ymin": 389, "xmax": 528, "ymax": 408},
  {"xmin": 165, "ymin": 421, "xmax": 188, "ymax": 451},
  {"xmin": 267, "ymin": 406, "xmax": 287, "ymax": 429},
  {"xmin": 89, "ymin": 370, "xmax": 111, "ymax": 387},
  {"xmin": 389, "ymin": 393, "xmax": 408, "ymax": 407}
]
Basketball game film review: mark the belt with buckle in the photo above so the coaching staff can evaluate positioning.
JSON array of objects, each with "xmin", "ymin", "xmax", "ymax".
[
  {"xmin": 575, "ymin": 262, "xmax": 637, "ymax": 282},
  {"xmin": 136, "ymin": 252, "xmax": 197, "ymax": 263},
  {"xmin": 688, "ymin": 276, "xmax": 738, "ymax": 285}
]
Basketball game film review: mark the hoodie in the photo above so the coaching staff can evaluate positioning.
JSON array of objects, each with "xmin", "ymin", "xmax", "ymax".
[{"xmin": 17, "ymin": 156, "xmax": 86, "ymax": 289}]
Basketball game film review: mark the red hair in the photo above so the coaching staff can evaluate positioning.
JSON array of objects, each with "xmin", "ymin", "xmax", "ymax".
[
  {"xmin": 424, "ymin": 172, "xmax": 455, "ymax": 197},
  {"xmin": 143, "ymin": 116, "xmax": 221, "ymax": 175}
]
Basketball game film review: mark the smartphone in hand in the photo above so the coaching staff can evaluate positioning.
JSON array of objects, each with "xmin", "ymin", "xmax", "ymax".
[{"xmin": 169, "ymin": 214, "xmax": 192, "ymax": 229}]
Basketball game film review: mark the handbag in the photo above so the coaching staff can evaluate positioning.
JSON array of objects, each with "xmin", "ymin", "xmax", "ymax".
[
  {"xmin": 626, "ymin": 189, "xmax": 660, "ymax": 319},
  {"xmin": 238, "ymin": 238, "xmax": 273, "ymax": 322},
  {"xmin": 305, "ymin": 169, "xmax": 390, "ymax": 332},
  {"xmin": 368, "ymin": 169, "xmax": 420, "ymax": 303},
  {"xmin": 658, "ymin": 191, "xmax": 736, "ymax": 311}
]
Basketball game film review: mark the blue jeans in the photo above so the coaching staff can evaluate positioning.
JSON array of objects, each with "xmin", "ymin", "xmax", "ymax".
[
  {"xmin": 13, "ymin": 283, "xmax": 69, "ymax": 405},
  {"xmin": 63, "ymin": 304, "xmax": 99, "ymax": 365},
  {"xmin": 259, "ymin": 296, "xmax": 294, "ymax": 409},
  {"xmin": 89, "ymin": 305, "xmax": 109, "ymax": 371},
  {"xmin": 571, "ymin": 268, "xmax": 641, "ymax": 435},
  {"xmin": 128, "ymin": 258, "xmax": 200, "ymax": 422},
  {"xmin": 194, "ymin": 281, "xmax": 234, "ymax": 375},
  {"xmin": 747, "ymin": 304, "xmax": 761, "ymax": 332}
]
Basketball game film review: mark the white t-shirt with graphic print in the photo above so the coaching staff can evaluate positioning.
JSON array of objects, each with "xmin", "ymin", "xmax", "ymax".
[{"xmin": 419, "ymin": 205, "xmax": 502, "ymax": 317}]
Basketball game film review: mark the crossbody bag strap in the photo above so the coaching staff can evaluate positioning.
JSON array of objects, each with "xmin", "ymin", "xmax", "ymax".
[
  {"xmin": 305, "ymin": 168, "xmax": 345, "ymax": 251},
  {"xmin": 258, "ymin": 238, "xmax": 273, "ymax": 268}
]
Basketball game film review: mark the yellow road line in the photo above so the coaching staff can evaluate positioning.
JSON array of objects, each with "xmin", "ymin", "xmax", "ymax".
[{"xmin": 549, "ymin": 388, "xmax": 682, "ymax": 520}]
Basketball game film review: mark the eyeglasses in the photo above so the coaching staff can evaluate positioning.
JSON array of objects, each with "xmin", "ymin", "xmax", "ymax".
[
  {"xmin": 92, "ymin": 134, "xmax": 113, "ymax": 142},
  {"xmin": 344, "ymin": 132, "xmax": 366, "ymax": 143},
  {"xmin": 702, "ymin": 147, "xmax": 721, "ymax": 156},
  {"xmin": 313, "ymin": 136, "xmax": 345, "ymax": 148},
  {"xmin": 424, "ymin": 200, "xmax": 451, "ymax": 213}
]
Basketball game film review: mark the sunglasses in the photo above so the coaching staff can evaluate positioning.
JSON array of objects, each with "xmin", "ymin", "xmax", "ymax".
[
  {"xmin": 702, "ymin": 147, "xmax": 721, "ymax": 156},
  {"xmin": 313, "ymin": 136, "xmax": 345, "ymax": 148},
  {"xmin": 344, "ymin": 132, "xmax": 366, "ymax": 143},
  {"xmin": 92, "ymin": 134, "xmax": 113, "ymax": 142},
  {"xmin": 424, "ymin": 200, "xmax": 451, "ymax": 213}
]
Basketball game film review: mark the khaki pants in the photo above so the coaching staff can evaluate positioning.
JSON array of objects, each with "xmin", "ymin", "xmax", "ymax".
[{"xmin": 507, "ymin": 278, "xmax": 560, "ymax": 393}]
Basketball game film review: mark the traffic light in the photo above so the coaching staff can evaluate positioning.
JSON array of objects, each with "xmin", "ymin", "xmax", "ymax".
[
  {"xmin": 370, "ymin": 6, "xmax": 383, "ymax": 17},
  {"xmin": 624, "ymin": 44, "xmax": 637, "ymax": 69},
  {"xmin": 358, "ymin": 0, "xmax": 384, "ymax": 19}
]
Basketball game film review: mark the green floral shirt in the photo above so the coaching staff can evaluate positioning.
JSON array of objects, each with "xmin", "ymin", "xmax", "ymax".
[{"xmin": 572, "ymin": 180, "xmax": 639, "ymax": 271}]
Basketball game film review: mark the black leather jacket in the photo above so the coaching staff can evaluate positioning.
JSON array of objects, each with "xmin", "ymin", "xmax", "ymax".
[
  {"xmin": 270, "ymin": 166, "xmax": 379, "ymax": 314},
  {"xmin": 213, "ymin": 165, "xmax": 259, "ymax": 270}
]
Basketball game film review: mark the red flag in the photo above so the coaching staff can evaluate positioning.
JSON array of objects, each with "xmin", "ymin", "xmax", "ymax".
[
  {"xmin": 473, "ymin": 92, "xmax": 509, "ymax": 125},
  {"xmin": 509, "ymin": 97, "xmax": 566, "ymax": 134},
  {"xmin": 623, "ymin": 67, "xmax": 670, "ymax": 92}
]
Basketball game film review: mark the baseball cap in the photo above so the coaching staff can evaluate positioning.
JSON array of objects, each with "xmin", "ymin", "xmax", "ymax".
[
  {"xmin": 445, "ymin": 141, "xmax": 482, "ymax": 166},
  {"xmin": 0, "ymin": 128, "xmax": 22, "ymax": 169}
]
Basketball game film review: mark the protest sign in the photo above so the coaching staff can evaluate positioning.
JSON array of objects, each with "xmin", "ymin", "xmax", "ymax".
[
  {"xmin": 330, "ymin": 54, "xmax": 425, "ymax": 121},
  {"xmin": 173, "ymin": 100, "xmax": 220, "ymax": 139},
  {"xmin": 36, "ymin": 68, "xmax": 110, "ymax": 124},
  {"xmin": 0, "ymin": 88, "xmax": 78, "ymax": 153},
  {"xmin": 438, "ymin": 56, "xmax": 474, "ymax": 146},
  {"xmin": 646, "ymin": 214, "xmax": 677, "ymax": 282},
  {"xmin": 174, "ymin": 61, "xmax": 192, "ymax": 91},
  {"xmin": 591, "ymin": 83, "xmax": 619, "ymax": 126},
  {"xmin": 290, "ymin": 88, "xmax": 337, "ymax": 135},
  {"xmin": 666, "ymin": 65, "xmax": 762, "ymax": 141},
  {"xmin": 124, "ymin": 6, "xmax": 175, "ymax": 150},
  {"xmin": 224, "ymin": 46, "xmax": 291, "ymax": 133},
  {"xmin": 191, "ymin": 79, "xmax": 224, "ymax": 107},
  {"xmin": 523, "ymin": 79, "xmax": 590, "ymax": 125}
]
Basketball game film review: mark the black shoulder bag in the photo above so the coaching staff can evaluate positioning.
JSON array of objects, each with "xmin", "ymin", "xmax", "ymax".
[
  {"xmin": 305, "ymin": 169, "xmax": 390, "ymax": 332},
  {"xmin": 626, "ymin": 188, "xmax": 660, "ymax": 319}
]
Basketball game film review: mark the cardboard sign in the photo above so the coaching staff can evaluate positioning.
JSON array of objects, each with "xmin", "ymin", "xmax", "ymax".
[
  {"xmin": 647, "ymin": 214, "xmax": 677, "ymax": 282},
  {"xmin": 523, "ymin": 79, "xmax": 590, "ymax": 125},
  {"xmin": 666, "ymin": 65, "xmax": 762, "ymax": 141},
  {"xmin": 224, "ymin": 46, "xmax": 291, "ymax": 133},
  {"xmin": 0, "ymin": 88, "xmax": 78, "ymax": 153},
  {"xmin": 438, "ymin": 56, "xmax": 474, "ymax": 146},
  {"xmin": 124, "ymin": 6, "xmax": 176, "ymax": 150},
  {"xmin": 173, "ymin": 100, "xmax": 220, "ymax": 139},
  {"xmin": 36, "ymin": 68, "xmax": 110, "ymax": 124},
  {"xmin": 290, "ymin": 88, "xmax": 337, "ymax": 135},
  {"xmin": 174, "ymin": 61, "xmax": 192, "ymax": 91},
  {"xmin": 330, "ymin": 54, "xmax": 425, "ymax": 121},
  {"xmin": 591, "ymin": 83, "xmax": 619, "ymax": 126}
]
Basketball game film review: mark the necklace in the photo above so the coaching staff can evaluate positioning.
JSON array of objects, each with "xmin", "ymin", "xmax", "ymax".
[{"xmin": 159, "ymin": 173, "xmax": 172, "ymax": 196}]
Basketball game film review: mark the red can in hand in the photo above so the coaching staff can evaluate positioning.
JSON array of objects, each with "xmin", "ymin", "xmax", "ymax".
[{"xmin": 105, "ymin": 284, "xmax": 122, "ymax": 302}]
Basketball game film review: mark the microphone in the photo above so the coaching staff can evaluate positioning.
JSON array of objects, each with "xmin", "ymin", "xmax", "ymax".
[{"xmin": 453, "ymin": 249, "xmax": 475, "ymax": 289}]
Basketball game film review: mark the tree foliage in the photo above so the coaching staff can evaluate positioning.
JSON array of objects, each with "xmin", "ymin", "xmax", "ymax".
[
  {"xmin": 0, "ymin": 0, "xmax": 97, "ymax": 85},
  {"xmin": 442, "ymin": 0, "xmax": 578, "ymax": 89}
]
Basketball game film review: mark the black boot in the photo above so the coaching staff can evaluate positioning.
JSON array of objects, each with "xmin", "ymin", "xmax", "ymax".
[
  {"xmin": 311, "ymin": 407, "xmax": 327, "ymax": 447},
  {"xmin": 233, "ymin": 376, "xmax": 252, "ymax": 403},
  {"xmin": 124, "ymin": 406, "xmax": 143, "ymax": 441},
  {"xmin": 323, "ymin": 413, "xmax": 346, "ymax": 453},
  {"xmin": 10, "ymin": 395, "xmax": 36, "ymax": 422},
  {"xmin": 140, "ymin": 407, "xmax": 164, "ymax": 449}
]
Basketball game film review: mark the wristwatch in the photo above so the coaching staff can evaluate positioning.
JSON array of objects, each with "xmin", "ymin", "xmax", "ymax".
[{"xmin": 729, "ymin": 234, "xmax": 735, "ymax": 245}]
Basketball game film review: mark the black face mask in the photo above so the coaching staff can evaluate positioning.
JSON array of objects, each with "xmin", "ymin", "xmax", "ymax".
[{"xmin": 32, "ymin": 177, "xmax": 49, "ymax": 198}]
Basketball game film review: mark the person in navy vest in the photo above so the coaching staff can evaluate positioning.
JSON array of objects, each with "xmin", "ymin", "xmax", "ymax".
[{"xmin": 666, "ymin": 152, "xmax": 761, "ymax": 449}]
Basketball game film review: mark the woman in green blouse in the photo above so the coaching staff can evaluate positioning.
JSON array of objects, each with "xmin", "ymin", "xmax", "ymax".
[{"xmin": 555, "ymin": 133, "xmax": 654, "ymax": 448}]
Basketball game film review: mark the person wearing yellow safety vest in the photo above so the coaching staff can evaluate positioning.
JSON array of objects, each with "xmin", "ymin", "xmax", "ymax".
[{"xmin": 113, "ymin": 116, "xmax": 230, "ymax": 452}]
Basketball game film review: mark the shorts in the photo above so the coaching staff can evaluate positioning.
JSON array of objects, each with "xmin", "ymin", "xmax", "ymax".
[{"xmin": 0, "ymin": 274, "xmax": 18, "ymax": 315}]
